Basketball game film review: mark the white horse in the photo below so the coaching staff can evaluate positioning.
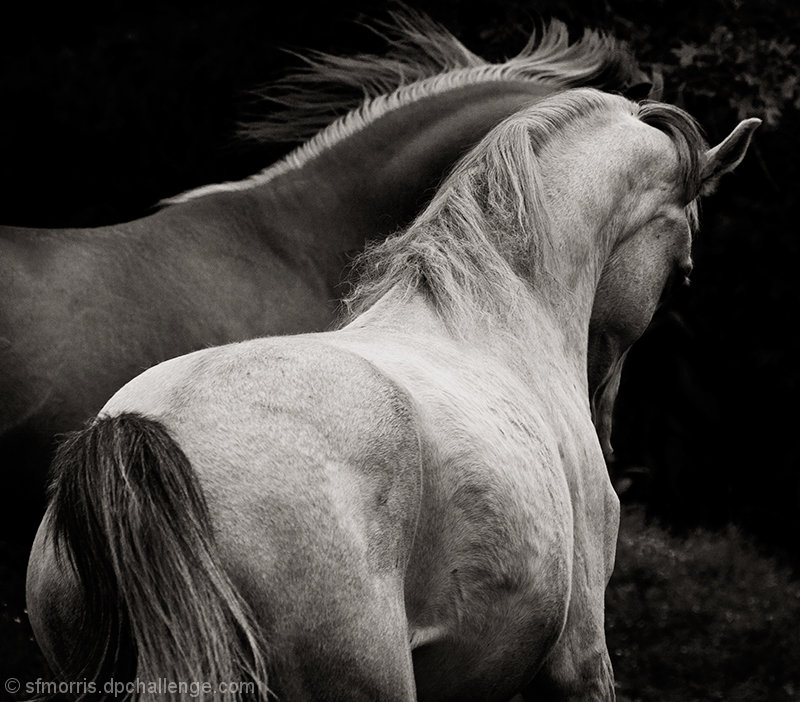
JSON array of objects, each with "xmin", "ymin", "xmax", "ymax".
[{"xmin": 27, "ymin": 89, "xmax": 758, "ymax": 700}]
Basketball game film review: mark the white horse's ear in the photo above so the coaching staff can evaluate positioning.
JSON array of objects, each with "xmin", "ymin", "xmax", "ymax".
[{"xmin": 701, "ymin": 118, "xmax": 761, "ymax": 195}]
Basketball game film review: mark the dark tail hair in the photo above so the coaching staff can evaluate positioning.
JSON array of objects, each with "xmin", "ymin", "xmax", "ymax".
[{"xmin": 48, "ymin": 413, "xmax": 270, "ymax": 701}]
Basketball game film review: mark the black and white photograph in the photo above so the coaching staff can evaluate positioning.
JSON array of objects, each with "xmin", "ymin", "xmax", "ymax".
[{"xmin": 1, "ymin": 1, "xmax": 797, "ymax": 700}]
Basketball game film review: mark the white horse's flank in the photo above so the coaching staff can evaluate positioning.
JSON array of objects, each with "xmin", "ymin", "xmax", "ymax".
[{"xmin": 28, "ymin": 90, "xmax": 758, "ymax": 700}]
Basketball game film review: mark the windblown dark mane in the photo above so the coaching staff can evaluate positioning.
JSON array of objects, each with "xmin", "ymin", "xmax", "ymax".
[
  {"xmin": 167, "ymin": 9, "xmax": 652, "ymax": 203},
  {"xmin": 242, "ymin": 8, "xmax": 649, "ymax": 144}
]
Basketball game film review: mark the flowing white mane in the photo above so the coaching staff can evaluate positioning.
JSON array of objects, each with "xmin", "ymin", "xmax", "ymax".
[
  {"xmin": 343, "ymin": 89, "xmax": 708, "ymax": 328},
  {"xmin": 165, "ymin": 11, "xmax": 646, "ymax": 204}
]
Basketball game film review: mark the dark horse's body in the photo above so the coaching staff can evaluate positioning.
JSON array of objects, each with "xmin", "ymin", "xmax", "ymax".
[{"xmin": 0, "ymin": 16, "xmax": 650, "ymax": 540}]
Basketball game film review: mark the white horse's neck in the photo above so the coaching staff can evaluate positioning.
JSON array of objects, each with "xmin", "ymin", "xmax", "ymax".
[
  {"xmin": 519, "ymin": 113, "xmax": 674, "ymax": 346},
  {"xmin": 345, "ymin": 98, "xmax": 693, "ymax": 399}
]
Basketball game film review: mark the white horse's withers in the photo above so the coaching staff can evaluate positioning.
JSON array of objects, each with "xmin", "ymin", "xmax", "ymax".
[{"xmin": 28, "ymin": 89, "xmax": 758, "ymax": 701}]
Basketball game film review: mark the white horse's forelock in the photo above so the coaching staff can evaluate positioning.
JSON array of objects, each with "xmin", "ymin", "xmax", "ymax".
[{"xmin": 163, "ymin": 14, "xmax": 641, "ymax": 205}]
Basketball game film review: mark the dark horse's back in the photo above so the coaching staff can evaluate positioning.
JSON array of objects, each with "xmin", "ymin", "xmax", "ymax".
[
  {"xmin": 0, "ymin": 224, "xmax": 94, "ymax": 540},
  {"xmin": 0, "ymin": 222, "xmax": 154, "ymax": 540},
  {"xmin": 0, "ymin": 195, "xmax": 334, "ymax": 543}
]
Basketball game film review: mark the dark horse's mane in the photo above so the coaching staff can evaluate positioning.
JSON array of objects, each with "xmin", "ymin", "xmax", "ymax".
[
  {"xmin": 241, "ymin": 8, "xmax": 651, "ymax": 145},
  {"xmin": 166, "ymin": 8, "xmax": 653, "ymax": 203}
]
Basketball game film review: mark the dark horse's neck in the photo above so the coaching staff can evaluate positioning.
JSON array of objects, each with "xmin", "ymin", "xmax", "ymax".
[{"xmin": 192, "ymin": 81, "xmax": 562, "ymax": 295}]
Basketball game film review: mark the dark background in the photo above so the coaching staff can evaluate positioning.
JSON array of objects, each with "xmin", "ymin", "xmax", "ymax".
[
  {"xmin": 0, "ymin": 0, "xmax": 796, "ymax": 562},
  {"xmin": 0, "ymin": 1, "xmax": 797, "ymax": 699}
]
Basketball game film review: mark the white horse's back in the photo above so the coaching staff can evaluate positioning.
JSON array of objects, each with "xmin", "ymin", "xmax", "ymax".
[{"xmin": 99, "ymin": 311, "xmax": 582, "ymax": 698}]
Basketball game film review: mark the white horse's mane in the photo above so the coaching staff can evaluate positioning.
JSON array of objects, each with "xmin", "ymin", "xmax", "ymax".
[
  {"xmin": 343, "ymin": 89, "xmax": 708, "ymax": 329},
  {"xmin": 164, "ymin": 10, "xmax": 645, "ymax": 204}
]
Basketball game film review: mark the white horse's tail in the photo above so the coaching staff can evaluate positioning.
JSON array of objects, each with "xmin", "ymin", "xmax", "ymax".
[{"xmin": 46, "ymin": 412, "xmax": 270, "ymax": 701}]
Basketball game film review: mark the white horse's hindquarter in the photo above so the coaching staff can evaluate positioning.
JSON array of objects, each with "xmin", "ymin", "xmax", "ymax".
[
  {"xmin": 102, "ymin": 324, "xmax": 606, "ymax": 701},
  {"xmin": 104, "ymin": 336, "xmax": 425, "ymax": 700}
]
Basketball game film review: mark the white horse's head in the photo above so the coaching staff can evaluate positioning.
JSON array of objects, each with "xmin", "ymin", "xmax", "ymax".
[
  {"xmin": 435, "ymin": 88, "xmax": 759, "ymax": 454},
  {"xmin": 585, "ymin": 106, "xmax": 760, "ymax": 455},
  {"xmin": 343, "ymin": 88, "xmax": 758, "ymax": 461}
]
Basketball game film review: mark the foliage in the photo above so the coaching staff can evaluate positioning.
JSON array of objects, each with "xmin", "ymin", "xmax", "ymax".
[
  {"xmin": 608, "ymin": 507, "xmax": 800, "ymax": 701},
  {"xmin": 669, "ymin": 26, "xmax": 799, "ymax": 127},
  {"xmin": 596, "ymin": 0, "xmax": 800, "ymax": 125}
]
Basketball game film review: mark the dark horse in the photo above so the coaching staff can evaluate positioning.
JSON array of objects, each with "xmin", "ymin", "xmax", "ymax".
[{"xmin": 0, "ymin": 12, "xmax": 652, "ymax": 541}]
